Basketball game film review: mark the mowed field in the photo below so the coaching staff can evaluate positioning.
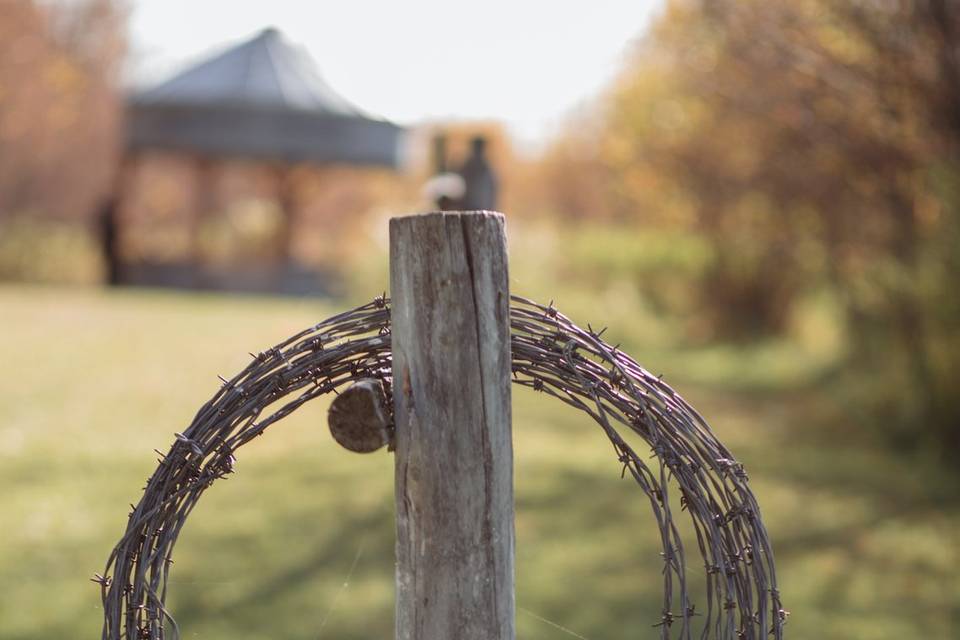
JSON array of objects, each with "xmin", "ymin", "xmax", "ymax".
[{"xmin": 0, "ymin": 283, "xmax": 956, "ymax": 639}]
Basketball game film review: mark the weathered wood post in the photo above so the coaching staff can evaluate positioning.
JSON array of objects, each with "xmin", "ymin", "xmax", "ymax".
[{"xmin": 389, "ymin": 211, "xmax": 515, "ymax": 640}]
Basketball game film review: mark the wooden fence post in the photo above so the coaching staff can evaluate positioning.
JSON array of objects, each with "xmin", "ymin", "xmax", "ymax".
[{"xmin": 390, "ymin": 211, "xmax": 515, "ymax": 640}]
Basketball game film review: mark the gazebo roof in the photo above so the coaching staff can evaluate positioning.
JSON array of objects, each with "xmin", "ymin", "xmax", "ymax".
[{"xmin": 128, "ymin": 28, "xmax": 404, "ymax": 167}]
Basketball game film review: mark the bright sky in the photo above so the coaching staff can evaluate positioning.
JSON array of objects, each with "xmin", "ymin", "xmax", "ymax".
[{"xmin": 127, "ymin": 0, "xmax": 661, "ymax": 149}]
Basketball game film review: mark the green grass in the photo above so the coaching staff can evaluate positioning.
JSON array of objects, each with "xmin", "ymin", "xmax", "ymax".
[{"xmin": 0, "ymin": 283, "xmax": 957, "ymax": 639}]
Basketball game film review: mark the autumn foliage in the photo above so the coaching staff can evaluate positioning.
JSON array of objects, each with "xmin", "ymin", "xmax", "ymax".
[
  {"xmin": 0, "ymin": 0, "xmax": 124, "ymax": 222},
  {"xmin": 536, "ymin": 0, "xmax": 960, "ymax": 458}
]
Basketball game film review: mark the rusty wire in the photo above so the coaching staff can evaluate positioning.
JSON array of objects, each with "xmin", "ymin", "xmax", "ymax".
[{"xmin": 98, "ymin": 294, "xmax": 784, "ymax": 640}]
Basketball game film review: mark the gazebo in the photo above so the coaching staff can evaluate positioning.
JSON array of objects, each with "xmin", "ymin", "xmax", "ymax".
[{"xmin": 110, "ymin": 27, "xmax": 404, "ymax": 293}]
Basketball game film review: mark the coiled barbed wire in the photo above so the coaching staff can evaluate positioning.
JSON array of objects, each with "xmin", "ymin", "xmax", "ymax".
[{"xmin": 97, "ymin": 295, "xmax": 785, "ymax": 640}]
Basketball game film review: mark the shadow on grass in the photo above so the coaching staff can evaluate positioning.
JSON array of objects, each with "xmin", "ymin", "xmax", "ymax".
[
  {"xmin": 112, "ymin": 387, "xmax": 960, "ymax": 640},
  {"xmin": 161, "ymin": 458, "xmax": 676, "ymax": 640}
]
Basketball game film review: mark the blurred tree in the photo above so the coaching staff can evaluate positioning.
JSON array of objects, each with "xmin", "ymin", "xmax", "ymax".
[
  {"xmin": 0, "ymin": 0, "xmax": 124, "ymax": 222},
  {"xmin": 543, "ymin": 0, "xmax": 960, "ymax": 458},
  {"xmin": 533, "ymin": 109, "xmax": 615, "ymax": 221}
]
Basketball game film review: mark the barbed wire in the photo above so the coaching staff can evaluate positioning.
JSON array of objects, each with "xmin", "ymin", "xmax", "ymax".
[
  {"xmin": 98, "ymin": 294, "xmax": 784, "ymax": 640},
  {"xmin": 510, "ymin": 296, "xmax": 785, "ymax": 640}
]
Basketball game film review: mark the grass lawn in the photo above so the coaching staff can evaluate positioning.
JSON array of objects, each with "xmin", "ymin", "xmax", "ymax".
[{"xmin": 0, "ymin": 283, "xmax": 956, "ymax": 639}]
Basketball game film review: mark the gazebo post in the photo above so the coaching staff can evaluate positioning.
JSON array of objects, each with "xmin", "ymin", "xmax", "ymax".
[
  {"xmin": 189, "ymin": 155, "xmax": 216, "ymax": 280},
  {"xmin": 274, "ymin": 164, "xmax": 297, "ymax": 267}
]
